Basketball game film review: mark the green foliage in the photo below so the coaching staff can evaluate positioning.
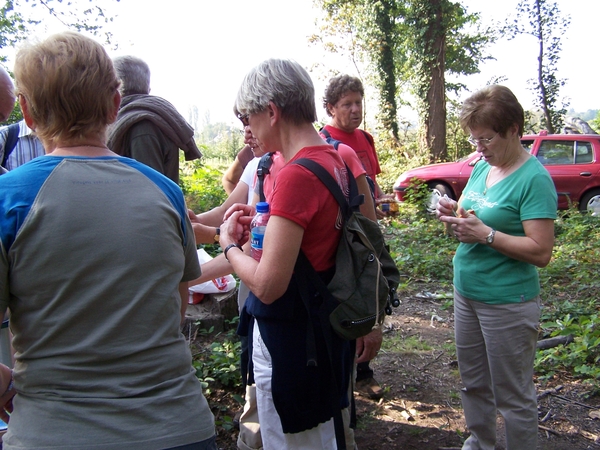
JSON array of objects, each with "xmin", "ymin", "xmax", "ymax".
[
  {"xmin": 534, "ymin": 211, "xmax": 600, "ymax": 382},
  {"xmin": 536, "ymin": 313, "xmax": 600, "ymax": 380},
  {"xmin": 186, "ymin": 159, "xmax": 600, "ymax": 394},
  {"xmin": 179, "ymin": 159, "xmax": 228, "ymax": 214},
  {"xmin": 0, "ymin": 0, "xmax": 118, "ymax": 58},
  {"xmin": 197, "ymin": 122, "xmax": 245, "ymax": 161},
  {"xmin": 384, "ymin": 210, "xmax": 455, "ymax": 283},
  {"xmin": 0, "ymin": 101, "xmax": 23, "ymax": 126},
  {"xmin": 591, "ymin": 110, "xmax": 600, "ymax": 134},
  {"xmin": 381, "ymin": 203, "xmax": 600, "ymax": 384},
  {"xmin": 313, "ymin": 0, "xmax": 492, "ymax": 159},
  {"xmin": 382, "ymin": 334, "xmax": 433, "ymax": 354},
  {"xmin": 192, "ymin": 319, "xmax": 243, "ymax": 393},
  {"xmin": 401, "ymin": 177, "xmax": 431, "ymax": 214},
  {"xmin": 0, "ymin": 1, "xmax": 26, "ymax": 57}
]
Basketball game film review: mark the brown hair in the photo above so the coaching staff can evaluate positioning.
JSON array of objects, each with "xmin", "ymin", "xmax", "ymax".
[
  {"xmin": 322, "ymin": 75, "xmax": 364, "ymax": 117},
  {"xmin": 14, "ymin": 32, "xmax": 120, "ymax": 146},
  {"xmin": 459, "ymin": 85, "xmax": 525, "ymax": 137}
]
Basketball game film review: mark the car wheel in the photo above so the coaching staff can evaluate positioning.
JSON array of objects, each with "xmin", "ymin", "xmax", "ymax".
[
  {"xmin": 427, "ymin": 183, "xmax": 453, "ymax": 214},
  {"xmin": 579, "ymin": 189, "xmax": 600, "ymax": 216}
]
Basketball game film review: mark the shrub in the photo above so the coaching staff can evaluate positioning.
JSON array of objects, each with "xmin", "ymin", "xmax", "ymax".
[{"xmin": 180, "ymin": 159, "xmax": 228, "ymax": 213}]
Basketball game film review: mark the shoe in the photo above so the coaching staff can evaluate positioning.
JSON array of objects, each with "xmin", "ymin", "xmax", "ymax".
[{"xmin": 355, "ymin": 377, "xmax": 383, "ymax": 400}]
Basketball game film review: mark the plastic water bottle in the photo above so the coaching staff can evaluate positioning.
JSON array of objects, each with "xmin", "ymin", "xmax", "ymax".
[{"xmin": 251, "ymin": 202, "xmax": 270, "ymax": 261}]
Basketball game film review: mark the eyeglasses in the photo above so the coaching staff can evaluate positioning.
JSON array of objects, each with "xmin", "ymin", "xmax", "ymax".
[
  {"xmin": 468, "ymin": 133, "xmax": 498, "ymax": 147},
  {"xmin": 237, "ymin": 113, "xmax": 249, "ymax": 127}
]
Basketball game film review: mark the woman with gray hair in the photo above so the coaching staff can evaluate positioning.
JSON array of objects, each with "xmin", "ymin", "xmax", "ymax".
[{"xmin": 219, "ymin": 59, "xmax": 354, "ymax": 449}]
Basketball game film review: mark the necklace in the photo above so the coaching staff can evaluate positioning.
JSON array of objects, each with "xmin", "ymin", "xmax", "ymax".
[{"xmin": 483, "ymin": 151, "xmax": 527, "ymax": 195}]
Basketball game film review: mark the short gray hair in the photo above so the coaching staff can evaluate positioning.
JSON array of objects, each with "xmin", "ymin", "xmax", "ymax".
[
  {"xmin": 234, "ymin": 59, "xmax": 316, "ymax": 125},
  {"xmin": 113, "ymin": 55, "xmax": 150, "ymax": 96}
]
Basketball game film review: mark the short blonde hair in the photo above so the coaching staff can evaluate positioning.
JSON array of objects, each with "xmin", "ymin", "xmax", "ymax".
[{"xmin": 14, "ymin": 32, "xmax": 120, "ymax": 145}]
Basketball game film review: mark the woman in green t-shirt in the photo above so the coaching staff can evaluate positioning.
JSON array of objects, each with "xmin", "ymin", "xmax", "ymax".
[{"xmin": 437, "ymin": 85, "xmax": 557, "ymax": 450}]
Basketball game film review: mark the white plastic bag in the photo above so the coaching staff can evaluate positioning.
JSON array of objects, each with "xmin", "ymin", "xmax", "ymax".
[{"xmin": 188, "ymin": 248, "xmax": 236, "ymax": 295}]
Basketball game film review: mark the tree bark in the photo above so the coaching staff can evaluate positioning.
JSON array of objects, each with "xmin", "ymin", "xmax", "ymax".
[{"xmin": 424, "ymin": 0, "xmax": 447, "ymax": 162}]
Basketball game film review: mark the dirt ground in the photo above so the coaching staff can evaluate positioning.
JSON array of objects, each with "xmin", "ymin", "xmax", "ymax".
[{"xmin": 202, "ymin": 282, "xmax": 600, "ymax": 450}]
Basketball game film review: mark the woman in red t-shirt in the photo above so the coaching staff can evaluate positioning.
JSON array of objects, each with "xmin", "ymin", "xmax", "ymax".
[{"xmin": 219, "ymin": 59, "xmax": 355, "ymax": 450}]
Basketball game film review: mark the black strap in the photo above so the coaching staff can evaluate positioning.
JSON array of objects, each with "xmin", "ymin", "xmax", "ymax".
[
  {"xmin": 256, "ymin": 152, "xmax": 274, "ymax": 203},
  {"xmin": 319, "ymin": 127, "xmax": 342, "ymax": 150},
  {"xmin": 293, "ymin": 158, "xmax": 363, "ymax": 217},
  {"xmin": 292, "ymin": 158, "xmax": 362, "ymax": 450},
  {"xmin": 296, "ymin": 251, "xmax": 347, "ymax": 450},
  {"xmin": 1, "ymin": 123, "xmax": 20, "ymax": 168}
]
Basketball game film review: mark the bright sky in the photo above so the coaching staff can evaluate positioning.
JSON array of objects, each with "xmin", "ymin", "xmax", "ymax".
[{"xmin": 10, "ymin": 0, "xmax": 600, "ymax": 128}]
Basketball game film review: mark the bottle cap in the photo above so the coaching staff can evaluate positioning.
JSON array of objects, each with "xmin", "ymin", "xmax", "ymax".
[{"xmin": 256, "ymin": 202, "xmax": 270, "ymax": 213}]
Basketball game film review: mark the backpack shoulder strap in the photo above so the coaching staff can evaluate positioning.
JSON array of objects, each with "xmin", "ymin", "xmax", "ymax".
[
  {"xmin": 256, "ymin": 152, "xmax": 274, "ymax": 203},
  {"xmin": 292, "ymin": 158, "xmax": 363, "ymax": 215},
  {"xmin": 318, "ymin": 127, "xmax": 343, "ymax": 151},
  {"xmin": 319, "ymin": 127, "xmax": 332, "ymax": 140},
  {"xmin": 1, "ymin": 123, "xmax": 21, "ymax": 168}
]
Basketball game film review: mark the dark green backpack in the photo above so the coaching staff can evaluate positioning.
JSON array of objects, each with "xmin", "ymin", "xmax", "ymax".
[{"xmin": 293, "ymin": 158, "xmax": 400, "ymax": 340}]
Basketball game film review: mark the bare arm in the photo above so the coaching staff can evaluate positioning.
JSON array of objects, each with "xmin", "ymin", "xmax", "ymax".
[
  {"xmin": 441, "ymin": 211, "xmax": 555, "ymax": 268},
  {"xmin": 195, "ymin": 180, "xmax": 250, "ymax": 227},
  {"xmin": 222, "ymin": 159, "xmax": 245, "ymax": 195},
  {"xmin": 356, "ymin": 174, "xmax": 377, "ymax": 221},
  {"xmin": 222, "ymin": 145, "xmax": 254, "ymax": 194},
  {"xmin": 188, "ymin": 246, "xmax": 247, "ymax": 286}
]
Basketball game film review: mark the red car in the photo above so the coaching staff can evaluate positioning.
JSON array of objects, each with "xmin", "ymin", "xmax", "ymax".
[{"xmin": 393, "ymin": 131, "xmax": 600, "ymax": 213}]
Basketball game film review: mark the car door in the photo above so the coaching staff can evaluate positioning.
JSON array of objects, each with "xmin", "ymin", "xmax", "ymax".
[{"xmin": 533, "ymin": 138, "xmax": 600, "ymax": 209}]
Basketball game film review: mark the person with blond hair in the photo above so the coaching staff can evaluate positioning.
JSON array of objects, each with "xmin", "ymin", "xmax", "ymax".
[{"xmin": 0, "ymin": 32, "xmax": 216, "ymax": 450}]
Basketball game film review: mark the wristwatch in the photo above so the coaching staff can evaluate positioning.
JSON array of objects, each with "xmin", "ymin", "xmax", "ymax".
[
  {"xmin": 485, "ymin": 228, "xmax": 496, "ymax": 245},
  {"xmin": 213, "ymin": 227, "xmax": 220, "ymax": 243}
]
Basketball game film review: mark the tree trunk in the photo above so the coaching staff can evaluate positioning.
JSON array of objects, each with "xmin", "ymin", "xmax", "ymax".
[
  {"xmin": 424, "ymin": 0, "xmax": 447, "ymax": 162},
  {"xmin": 374, "ymin": 0, "xmax": 400, "ymax": 145}
]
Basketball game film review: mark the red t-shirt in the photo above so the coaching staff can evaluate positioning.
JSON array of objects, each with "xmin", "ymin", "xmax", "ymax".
[
  {"xmin": 262, "ymin": 145, "xmax": 365, "ymax": 203},
  {"xmin": 322, "ymin": 125, "xmax": 381, "ymax": 181},
  {"xmin": 269, "ymin": 145, "xmax": 347, "ymax": 271}
]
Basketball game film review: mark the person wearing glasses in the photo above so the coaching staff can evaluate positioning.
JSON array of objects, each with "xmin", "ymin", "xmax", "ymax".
[
  {"xmin": 436, "ymin": 85, "xmax": 557, "ymax": 450},
  {"xmin": 0, "ymin": 32, "xmax": 216, "ymax": 450},
  {"xmin": 219, "ymin": 59, "xmax": 359, "ymax": 449}
]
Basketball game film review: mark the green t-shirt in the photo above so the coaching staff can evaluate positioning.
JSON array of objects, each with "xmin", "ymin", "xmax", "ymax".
[{"xmin": 453, "ymin": 156, "xmax": 557, "ymax": 304}]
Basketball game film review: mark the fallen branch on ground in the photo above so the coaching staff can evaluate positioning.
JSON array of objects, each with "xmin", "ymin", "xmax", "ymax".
[{"xmin": 537, "ymin": 335, "xmax": 573, "ymax": 350}]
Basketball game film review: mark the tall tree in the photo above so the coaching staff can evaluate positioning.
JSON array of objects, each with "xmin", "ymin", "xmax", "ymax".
[
  {"xmin": 372, "ymin": 0, "xmax": 402, "ymax": 144},
  {"xmin": 313, "ymin": 0, "xmax": 491, "ymax": 161},
  {"xmin": 502, "ymin": 0, "xmax": 570, "ymax": 134}
]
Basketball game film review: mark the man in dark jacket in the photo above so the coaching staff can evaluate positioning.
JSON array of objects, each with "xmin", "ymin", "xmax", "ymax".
[{"xmin": 107, "ymin": 56, "xmax": 201, "ymax": 183}]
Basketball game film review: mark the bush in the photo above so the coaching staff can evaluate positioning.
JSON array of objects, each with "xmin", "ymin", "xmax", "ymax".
[
  {"xmin": 192, "ymin": 320, "xmax": 243, "ymax": 393},
  {"xmin": 180, "ymin": 159, "xmax": 228, "ymax": 213}
]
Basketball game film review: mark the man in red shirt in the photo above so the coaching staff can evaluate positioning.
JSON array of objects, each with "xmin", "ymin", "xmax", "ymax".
[{"xmin": 322, "ymin": 74, "xmax": 389, "ymax": 401}]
